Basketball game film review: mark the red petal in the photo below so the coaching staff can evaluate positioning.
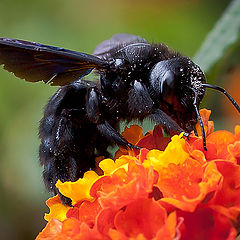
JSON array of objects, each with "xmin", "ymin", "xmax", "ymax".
[
  {"xmin": 66, "ymin": 205, "xmax": 79, "ymax": 220},
  {"xmin": 114, "ymin": 198, "xmax": 167, "ymax": 239},
  {"xmin": 137, "ymin": 133, "xmax": 157, "ymax": 150},
  {"xmin": 79, "ymin": 200, "xmax": 102, "ymax": 228},
  {"xmin": 96, "ymin": 208, "xmax": 116, "ymax": 236},
  {"xmin": 178, "ymin": 208, "xmax": 237, "ymax": 240},
  {"xmin": 90, "ymin": 176, "xmax": 113, "ymax": 198},
  {"xmin": 138, "ymin": 148, "xmax": 149, "ymax": 163}
]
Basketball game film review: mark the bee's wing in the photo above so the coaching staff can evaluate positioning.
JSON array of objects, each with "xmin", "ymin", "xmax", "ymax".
[
  {"xmin": 0, "ymin": 38, "xmax": 109, "ymax": 86},
  {"xmin": 93, "ymin": 33, "xmax": 147, "ymax": 58}
]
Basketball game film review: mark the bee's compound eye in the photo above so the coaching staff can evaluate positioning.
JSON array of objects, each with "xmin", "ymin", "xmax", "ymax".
[{"xmin": 160, "ymin": 70, "xmax": 175, "ymax": 97}]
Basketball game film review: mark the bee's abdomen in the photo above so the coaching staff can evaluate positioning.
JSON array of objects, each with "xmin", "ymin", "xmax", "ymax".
[{"xmin": 38, "ymin": 83, "xmax": 100, "ymax": 203}]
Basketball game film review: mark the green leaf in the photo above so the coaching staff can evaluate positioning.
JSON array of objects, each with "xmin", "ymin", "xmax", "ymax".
[{"xmin": 193, "ymin": 0, "xmax": 240, "ymax": 73}]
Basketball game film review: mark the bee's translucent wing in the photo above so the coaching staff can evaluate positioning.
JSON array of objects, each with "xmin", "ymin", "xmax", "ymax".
[{"xmin": 0, "ymin": 38, "xmax": 109, "ymax": 86}]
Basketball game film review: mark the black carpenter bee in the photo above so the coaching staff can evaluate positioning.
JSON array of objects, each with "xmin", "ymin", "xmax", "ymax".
[{"xmin": 0, "ymin": 34, "xmax": 239, "ymax": 205}]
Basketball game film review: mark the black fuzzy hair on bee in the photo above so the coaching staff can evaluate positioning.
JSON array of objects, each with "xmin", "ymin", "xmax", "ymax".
[{"xmin": 0, "ymin": 33, "xmax": 239, "ymax": 205}]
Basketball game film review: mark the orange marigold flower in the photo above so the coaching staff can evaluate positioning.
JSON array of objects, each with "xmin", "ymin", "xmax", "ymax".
[{"xmin": 36, "ymin": 109, "xmax": 240, "ymax": 240}]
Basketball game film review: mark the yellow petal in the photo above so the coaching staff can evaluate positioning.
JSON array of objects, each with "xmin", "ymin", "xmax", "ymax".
[
  {"xmin": 44, "ymin": 195, "xmax": 70, "ymax": 222},
  {"xmin": 99, "ymin": 159, "xmax": 116, "ymax": 174},
  {"xmin": 56, "ymin": 171, "xmax": 100, "ymax": 205},
  {"xmin": 145, "ymin": 134, "xmax": 189, "ymax": 171}
]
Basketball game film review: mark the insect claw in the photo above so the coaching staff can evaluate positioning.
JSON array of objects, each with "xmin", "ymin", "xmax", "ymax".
[
  {"xmin": 127, "ymin": 143, "xmax": 141, "ymax": 150},
  {"xmin": 183, "ymin": 132, "xmax": 190, "ymax": 139}
]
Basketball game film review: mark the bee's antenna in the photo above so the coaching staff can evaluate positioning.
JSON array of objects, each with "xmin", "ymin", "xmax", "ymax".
[
  {"xmin": 188, "ymin": 87, "xmax": 207, "ymax": 151},
  {"xmin": 202, "ymin": 83, "xmax": 240, "ymax": 113}
]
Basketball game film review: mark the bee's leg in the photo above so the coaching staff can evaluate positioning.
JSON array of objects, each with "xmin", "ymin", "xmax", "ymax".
[
  {"xmin": 128, "ymin": 80, "xmax": 153, "ymax": 116},
  {"xmin": 150, "ymin": 109, "xmax": 186, "ymax": 134},
  {"xmin": 86, "ymin": 87, "xmax": 139, "ymax": 150},
  {"xmin": 97, "ymin": 120, "xmax": 139, "ymax": 149},
  {"xmin": 86, "ymin": 88, "xmax": 101, "ymax": 123},
  {"xmin": 100, "ymin": 72, "xmax": 112, "ymax": 94}
]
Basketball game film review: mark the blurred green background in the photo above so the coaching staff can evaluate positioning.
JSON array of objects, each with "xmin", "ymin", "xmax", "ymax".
[{"xmin": 0, "ymin": 0, "xmax": 237, "ymax": 239}]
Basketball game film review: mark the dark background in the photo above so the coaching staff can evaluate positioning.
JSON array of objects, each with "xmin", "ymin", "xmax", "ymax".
[{"xmin": 0, "ymin": 0, "xmax": 235, "ymax": 239}]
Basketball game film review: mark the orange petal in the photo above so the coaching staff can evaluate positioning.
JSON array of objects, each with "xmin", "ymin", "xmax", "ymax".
[
  {"xmin": 36, "ymin": 218, "xmax": 62, "ymax": 240},
  {"xmin": 206, "ymin": 131, "xmax": 235, "ymax": 160},
  {"xmin": 157, "ymin": 158, "xmax": 202, "ymax": 206},
  {"xmin": 155, "ymin": 211, "xmax": 177, "ymax": 240},
  {"xmin": 235, "ymin": 125, "xmax": 240, "ymax": 140},
  {"xmin": 200, "ymin": 108, "xmax": 211, "ymax": 124},
  {"xmin": 90, "ymin": 175, "xmax": 116, "ymax": 199},
  {"xmin": 122, "ymin": 125, "xmax": 144, "ymax": 145},
  {"xmin": 191, "ymin": 130, "xmax": 235, "ymax": 160},
  {"xmin": 159, "ymin": 161, "xmax": 222, "ymax": 212},
  {"xmin": 109, "ymin": 230, "xmax": 148, "ymax": 240},
  {"xmin": 228, "ymin": 141, "xmax": 240, "ymax": 164},
  {"xmin": 108, "ymin": 229, "xmax": 130, "ymax": 240},
  {"xmin": 114, "ymin": 198, "xmax": 167, "ymax": 239},
  {"xmin": 209, "ymin": 161, "xmax": 240, "ymax": 220},
  {"xmin": 189, "ymin": 149, "xmax": 206, "ymax": 165},
  {"xmin": 207, "ymin": 121, "xmax": 214, "ymax": 136},
  {"xmin": 79, "ymin": 200, "xmax": 102, "ymax": 228},
  {"xmin": 195, "ymin": 109, "xmax": 214, "ymax": 136},
  {"xmin": 74, "ymin": 222, "xmax": 104, "ymax": 240},
  {"xmin": 61, "ymin": 218, "xmax": 81, "ymax": 237},
  {"xmin": 96, "ymin": 208, "xmax": 116, "ymax": 236},
  {"xmin": 97, "ymin": 162, "xmax": 156, "ymax": 210},
  {"xmin": 44, "ymin": 195, "xmax": 70, "ymax": 222}
]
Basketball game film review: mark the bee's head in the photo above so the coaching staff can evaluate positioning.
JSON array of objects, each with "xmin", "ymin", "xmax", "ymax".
[
  {"xmin": 149, "ymin": 56, "xmax": 240, "ymax": 151},
  {"xmin": 150, "ymin": 57, "xmax": 206, "ymax": 117},
  {"xmin": 150, "ymin": 57, "xmax": 206, "ymax": 107},
  {"xmin": 149, "ymin": 57, "xmax": 207, "ymax": 147}
]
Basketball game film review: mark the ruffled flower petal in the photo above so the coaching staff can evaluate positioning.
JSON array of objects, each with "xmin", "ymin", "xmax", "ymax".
[
  {"xmin": 36, "ymin": 218, "xmax": 63, "ymax": 240},
  {"xmin": 114, "ymin": 198, "xmax": 167, "ymax": 239},
  {"xmin": 177, "ymin": 208, "xmax": 237, "ymax": 240},
  {"xmin": 195, "ymin": 109, "xmax": 214, "ymax": 136},
  {"xmin": 44, "ymin": 195, "xmax": 70, "ymax": 222},
  {"xmin": 56, "ymin": 171, "xmax": 100, "ymax": 205},
  {"xmin": 208, "ymin": 161, "xmax": 240, "ymax": 221}
]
